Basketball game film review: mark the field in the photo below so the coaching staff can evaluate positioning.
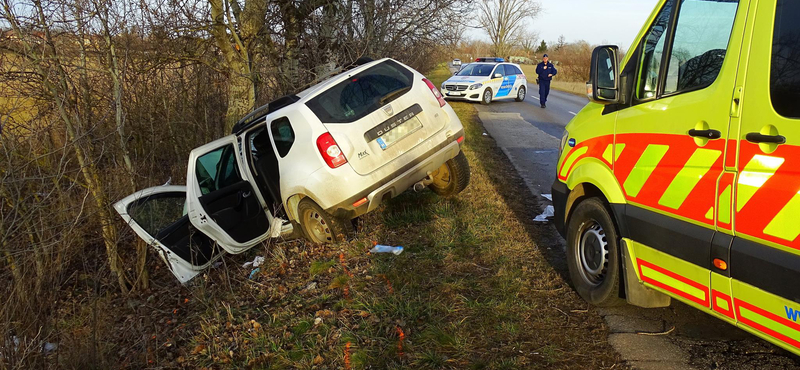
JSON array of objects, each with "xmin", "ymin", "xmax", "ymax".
[{"xmin": 519, "ymin": 65, "xmax": 587, "ymax": 96}]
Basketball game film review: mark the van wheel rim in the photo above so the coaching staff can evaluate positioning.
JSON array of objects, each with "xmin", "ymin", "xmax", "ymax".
[
  {"xmin": 303, "ymin": 209, "xmax": 332, "ymax": 243},
  {"xmin": 519, "ymin": 88, "xmax": 525, "ymax": 100},
  {"xmin": 576, "ymin": 221, "xmax": 608, "ymax": 286},
  {"xmin": 484, "ymin": 91, "xmax": 491, "ymax": 103}
]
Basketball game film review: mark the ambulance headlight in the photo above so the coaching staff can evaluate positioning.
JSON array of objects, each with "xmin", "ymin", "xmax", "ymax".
[{"xmin": 469, "ymin": 83, "xmax": 483, "ymax": 90}]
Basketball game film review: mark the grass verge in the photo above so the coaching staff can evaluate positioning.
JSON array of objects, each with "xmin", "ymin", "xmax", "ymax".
[
  {"xmin": 519, "ymin": 65, "xmax": 587, "ymax": 96},
  {"xmin": 107, "ymin": 64, "xmax": 621, "ymax": 370}
]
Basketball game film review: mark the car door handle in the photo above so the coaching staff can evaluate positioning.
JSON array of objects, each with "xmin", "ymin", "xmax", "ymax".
[
  {"xmin": 746, "ymin": 132, "xmax": 786, "ymax": 144},
  {"xmin": 688, "ymin": 129, "xmax": 721, "ymax": 139}
]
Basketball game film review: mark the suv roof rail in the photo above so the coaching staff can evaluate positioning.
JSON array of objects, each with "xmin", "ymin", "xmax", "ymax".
[{"xmin": 231, "ymin": 94, "xmax": 300, "ymax": 134}]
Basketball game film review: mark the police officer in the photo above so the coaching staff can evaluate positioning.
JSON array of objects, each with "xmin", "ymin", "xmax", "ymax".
[{"xmin": 536, "ymin": 54, "xmax": 557, "ymax": 108}]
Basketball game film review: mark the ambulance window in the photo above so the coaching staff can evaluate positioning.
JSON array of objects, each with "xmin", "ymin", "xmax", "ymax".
[
  {"xmin": 663, "ymin": 0, "xmax": 738, "ymax": 95},
  {"xmin": 771, "ymin": 0, "xmax": 800, "ymax": 119},
  {"xmin": 636, "ymin": 0, "xmax": 674, "ymax": 100}
]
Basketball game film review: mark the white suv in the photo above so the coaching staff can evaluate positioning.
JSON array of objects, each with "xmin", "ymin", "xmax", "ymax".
[
  {"xmin": 441, "ymin": 61, "xmax": 527, "ymax": 105},
  {"xmin": 115, "ymin": 58, "xmax": 470, "ymax": 282}
]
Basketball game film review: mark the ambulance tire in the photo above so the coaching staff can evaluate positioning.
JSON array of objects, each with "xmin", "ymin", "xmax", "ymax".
[
  {"xmin": 566, "ymin": 197, "xmax": 623, "ymax": 307},
  {"xmin": 481, "ymin": 88, "xmax": 493, "ymax": 105},
  {"xmin": 298, "ymin": 198, "xmax": 351, "ymax": 244}
]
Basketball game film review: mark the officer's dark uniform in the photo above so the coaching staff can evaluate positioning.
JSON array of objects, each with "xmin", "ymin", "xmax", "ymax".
[{"xmin": 535, "ymin": 56, "xmax": 558, "ymax": 108}]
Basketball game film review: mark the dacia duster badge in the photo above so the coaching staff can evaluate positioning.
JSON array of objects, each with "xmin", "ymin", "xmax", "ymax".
[{"xmin": 115, "ymin": 58, "xmax": 470, "ymax": 282}]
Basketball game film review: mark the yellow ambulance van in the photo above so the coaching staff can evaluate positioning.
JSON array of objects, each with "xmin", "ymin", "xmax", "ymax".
[{"xmin": 552, "ymin": 0, "xmax": 800, "ymax": 354}]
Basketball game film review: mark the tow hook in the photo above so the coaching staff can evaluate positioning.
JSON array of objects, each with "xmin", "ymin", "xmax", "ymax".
[{"xmin": 413, "ymin": 174, "xmax": 435, "ymax": 192}]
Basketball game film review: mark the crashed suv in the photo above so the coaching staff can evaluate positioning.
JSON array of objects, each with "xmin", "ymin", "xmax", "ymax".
[{"xmin": 115, "ymin": 58, "xmax": 470, "ymax": 282}]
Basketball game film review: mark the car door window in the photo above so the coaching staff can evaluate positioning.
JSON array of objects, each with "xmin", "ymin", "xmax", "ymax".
[
  {"xmin": 195, "ymin": 145, "xmax": 242, "ymax": 195},
  {"xmin": 128, "ymin": 195, "xmax": 186, "ymax": 236},
  {"xmin": 663, "ymin": 0, "xmax": 738, "ymax": 95},
  {"xmin": 270, "ymin": 117, "xmax": 295, "ymax": 158},
  {"xmin": 503, "ymin": 65, "xmax": 515, "ymax": 76},
  {"xmin": 493, "ymin": 65, "xmax": 506, "ymax": 77},
  {"xmin": 771, "ymin": 0, "xmax": 800, "ymax": 118},
  {"xmin": 636, "ymin": 0, "xmax": 674, "ymax": 100}
]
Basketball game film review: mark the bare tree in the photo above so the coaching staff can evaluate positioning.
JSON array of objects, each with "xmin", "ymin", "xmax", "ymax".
[
  {"xmin": 517, "ymin": 29, "xmax": 539, "ymax": 59},
  {"xmin": 476, "ymin": 0, "xmax": 540, "ymax": 57}
]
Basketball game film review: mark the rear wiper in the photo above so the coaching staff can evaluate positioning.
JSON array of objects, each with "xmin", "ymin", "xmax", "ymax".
[{"xmin": 380, "ymin": 86, "xmax": 412, "ymax": 105}]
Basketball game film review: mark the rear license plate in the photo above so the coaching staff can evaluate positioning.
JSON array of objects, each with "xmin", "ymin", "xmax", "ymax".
[{"xmin": 376, "ymin": 117, "xmax": 422, "ymax": 150}]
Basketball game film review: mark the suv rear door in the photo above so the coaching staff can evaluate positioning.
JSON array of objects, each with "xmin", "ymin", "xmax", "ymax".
[
  {"xmin": 306, "ymin": 59, "xmax": 447, "ymax": 175},
  {"xmin": 114, "ymin": 186, "xmax": 221, "ymax": 283},
  {"xmin": 186, "ymin": 135, "xmax": 273, "ymax": 253}
]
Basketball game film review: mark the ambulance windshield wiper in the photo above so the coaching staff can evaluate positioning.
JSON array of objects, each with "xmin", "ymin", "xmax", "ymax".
[{"xmin": 380, "ymin": 86, "xmax": 412, "ymax": 105}]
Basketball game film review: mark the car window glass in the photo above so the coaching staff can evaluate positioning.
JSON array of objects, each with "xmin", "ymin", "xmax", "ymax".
[
  {"xmin": 514, "ymin": 65, "xmax": 524, "ymax": 75},
  {"xmin": 270, "ymin": 117, "xmax": 295, "ymax": 157},
  {"xmin": 195, "ymin": 145, "xmax": 242, "ymax": 195},
  {"xmin": 771, "ymin": 0, "xmax": 800, "ymax": 118},
  {"xmin": 504, "ymin": 65, "xmax": 516, "ymax": 75},
  {"xmin": 455, "ymin": 64, "xmax": 494, "ymax": 77},
  {"xmin": 637, "ymin": 0, "xmax": 674, "ymax": 100},
  {"xmin": 493, "ymin": 65, "xmax": 506, "ymax": 77},
  {"xmin": 663, "ymin": 0, "xmax": 738, "ymax": 94},
  {"xmin": 128, "ymin": 194, "xmax": 186, "ymax": 236},
  {"xmin": 305, "ymin": 60, "xmax": 413, "ymax": 124}
]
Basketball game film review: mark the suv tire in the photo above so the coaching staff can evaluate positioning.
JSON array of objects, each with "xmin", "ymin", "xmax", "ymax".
[
  {"xmin": 429, "ymin": 151, "xmax": 470, "ymax": 197},
  {"xmin": 481, "ymin": 88, "xmax": 493, "ymax": 105},
  {"xmin": 515, "ymin": 86, "xmax": 526, "ymax": 102},
  {"xmin": 566, "ymin": 197, "xmax": 623, "ymax": 307},
  {"xmin": 298, "ymin": 198, "xmax": 350, "ymax": 244}
]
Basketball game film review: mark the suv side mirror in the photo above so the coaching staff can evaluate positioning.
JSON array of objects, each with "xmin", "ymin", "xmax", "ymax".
[
  {"xmin": 494, "ymin": 73, "xmax": 502, "ymax": 78},
  {"xmin": 588, "ymin": 45, "xmax": 620, "ymax": 104}
]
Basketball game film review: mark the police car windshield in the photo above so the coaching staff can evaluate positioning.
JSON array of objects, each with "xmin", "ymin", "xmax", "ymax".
[{"xmin": 456, "ymin": 64, "xmax": 494, "ymax": 77}]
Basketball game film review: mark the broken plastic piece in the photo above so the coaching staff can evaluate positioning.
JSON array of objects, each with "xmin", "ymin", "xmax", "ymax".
[
  {"xmin": 533, "ymin": 205, "xmax": 554, "ymax": 222},
  {"xmin": 370, "ymin": 245, "xmax": 404, "ymax": 255},
  {"xmin": 243, "ymin": 256, "xmax": 265, "ymax": 268},
  {"xmin": 248, "ymin": 267, "xmax": 261, "ymax": 279},
  {"xmin": 542, "ymin": 194, "xmax": 553, "ymax": 201}
]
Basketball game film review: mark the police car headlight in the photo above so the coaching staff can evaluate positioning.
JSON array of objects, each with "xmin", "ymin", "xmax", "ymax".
[{"xmin": 469, "ymin": 83, "xmax": 483, "ymax": 90}]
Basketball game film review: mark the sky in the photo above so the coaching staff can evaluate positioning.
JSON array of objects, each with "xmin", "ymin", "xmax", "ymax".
[{"xmin": 467, "ymin": 0, "xmax": 661, "ymax": 51}]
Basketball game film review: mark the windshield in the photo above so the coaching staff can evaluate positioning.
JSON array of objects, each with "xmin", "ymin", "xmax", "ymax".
[{"xmin": 456, "ymin": 64, "xmax": 494, "ymax": 77}]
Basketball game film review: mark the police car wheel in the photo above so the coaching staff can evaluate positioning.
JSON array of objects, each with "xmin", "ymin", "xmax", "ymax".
[
  {"xmin": 481, "ymin": 89, "xmax": 493, "ymax": 105},
  {"xmin": 515, "ymin": 86, "xmax": 526, "ymax": 102},
  {"xmin": 566, "ymin": 197, "xmax": 623, "ymax": 307},
  {"xmin": 298, "ymin": 198, "xmax": 351, "ymax": 244}
]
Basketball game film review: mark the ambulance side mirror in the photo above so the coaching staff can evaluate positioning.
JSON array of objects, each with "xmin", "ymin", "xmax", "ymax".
[{"xmin": 588, "ymin": 45, "xmax": 620, "ymax": 104}]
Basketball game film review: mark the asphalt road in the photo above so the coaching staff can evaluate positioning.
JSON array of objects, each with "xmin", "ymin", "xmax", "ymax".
[{"xmin": 448, "ymin": 63, "xmax": 800, "ymax": 369}]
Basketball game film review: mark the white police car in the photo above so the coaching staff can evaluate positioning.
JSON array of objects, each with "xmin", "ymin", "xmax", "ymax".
[{"xmin": 441, "ymin": 59, "xmax": 527, "ymax": 105}]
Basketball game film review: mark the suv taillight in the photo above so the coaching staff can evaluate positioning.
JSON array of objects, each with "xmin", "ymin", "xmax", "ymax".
[
  {"xmin": 317, "ymin": 133, "xmax": 347, "ymax": 168},
  {"xmin": 423, "ymin": 78, "xmax": 446, "ymax": 107}
]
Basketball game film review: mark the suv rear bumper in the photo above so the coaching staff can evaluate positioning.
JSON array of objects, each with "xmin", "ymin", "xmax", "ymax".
[
  {"xmin": 551, "ymin": 178, "xmax": 569, "ymax": 238},
  {"xmin": 329, "ymin": 134, "xmax": 464, "ymax": 219}
]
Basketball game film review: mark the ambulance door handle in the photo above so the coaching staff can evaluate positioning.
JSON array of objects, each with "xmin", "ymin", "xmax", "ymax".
[
  {"xmin": 688, "ymin": 129, "xmax": 721, "ymax": 139},
  {"xmin": 746, "ymin": 132, "xmax": 786, "ymax": 144}
]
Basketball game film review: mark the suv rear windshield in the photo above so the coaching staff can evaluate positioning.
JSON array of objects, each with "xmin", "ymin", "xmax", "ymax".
[{"xmin": 306, "ymin": 60, "xmax": 413, "ymax": 124}]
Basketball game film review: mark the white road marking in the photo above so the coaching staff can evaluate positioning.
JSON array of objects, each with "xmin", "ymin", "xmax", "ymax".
[
  {"xmin": 531, "ymin": 96, "xmax": 540, "ymax": 100},
  {"xmin": 568, "ymin": 111, "xmax": 577, "ymax": 116}
]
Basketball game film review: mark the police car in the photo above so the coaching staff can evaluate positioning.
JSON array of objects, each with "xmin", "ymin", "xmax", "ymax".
[{"xmin": 440, "ymin": 58, "xmax": 527, "ymax": 105}]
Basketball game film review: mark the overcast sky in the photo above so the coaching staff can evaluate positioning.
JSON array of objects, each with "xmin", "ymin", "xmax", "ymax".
[{"xmin": 467, "ymin": 0, "xmax": 661, "ymax": 51}]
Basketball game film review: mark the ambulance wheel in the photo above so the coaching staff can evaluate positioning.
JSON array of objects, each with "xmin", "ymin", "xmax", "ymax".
[
  {"xmin": 566, "ymin": 197, "xmax": 623, "ymax": 307},
  {"xmin": 481, "ymin": 89, "xmax": 493, "ymax": 105},
  {"xmin": 298, "ymin": 198, "xmax": 350, "ymax": 244},
  {"xmin": 429, "ymin": 151, "xmax": 470, "ymax": 197},
  {"xmin": 515, "ymin": 86, "xmax": 526, "ymax": 102}
]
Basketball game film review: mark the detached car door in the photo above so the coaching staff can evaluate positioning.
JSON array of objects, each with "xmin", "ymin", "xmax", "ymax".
[
  {"xmin": 186, "ymin": 135, "xmax": 273, "ymax": 253},
  {"xmin": 114, "ymin": 186, "xmax": 221, "ymax": 283}
]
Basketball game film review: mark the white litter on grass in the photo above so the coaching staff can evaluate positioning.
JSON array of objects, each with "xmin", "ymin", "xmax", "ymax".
[
  {"xmin": 270, "ymin": 217, "xmax": 285, "ymax": 238},
  {"xmin": 43, "ymin": 342, "xmax": 57, "ymax": 353},
  {"xmin": 482, "ymin": 132, "xmax": 488, "ymax": 136},
  {"xmin": 369, "ymin": 245, "xmax": 404, "ymax": 255},
  {"xmin": 542, "ymin": 194, "xmax": 553, "ymax": 201},
  {"xmin": 243, "ymin": 256, "xmax": 265, "ymax": 268},
  {"xmin": 533, "ymin": 205, "xmax": 554, "ymax": 222}
]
